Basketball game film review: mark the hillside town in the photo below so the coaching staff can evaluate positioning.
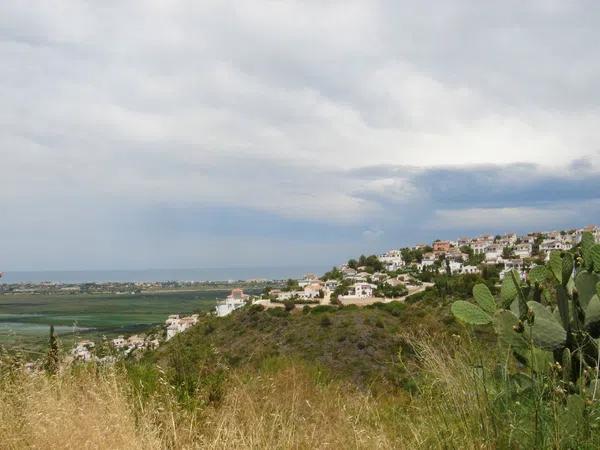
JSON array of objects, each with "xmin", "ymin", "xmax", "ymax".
[
  {"xmin": 66, "ymin": 224, "xmax": 600, "ymax": 361},
  {"xmin": 388, "ymin": 224, "xmax": 600, "ymax": 279},
  {"xmin": 222, "ymin": 224, "xmax": 600, "ymax": 314}
]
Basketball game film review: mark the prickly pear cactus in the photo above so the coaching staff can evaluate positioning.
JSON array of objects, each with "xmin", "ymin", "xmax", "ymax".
[
  {"xmin": 451, "ymin": 300, "xmax": 493, "ymax": 325},
  {"xmin": 473, "ymin": 284, "xmax": 497, "ymax": 314},
  {"xmin": 451, "ymin": 231, "xmax": 600, "ymax": 382},
  {"xmin": 524, "ymin": 301, "xmax": 566, "ymax": 351}
]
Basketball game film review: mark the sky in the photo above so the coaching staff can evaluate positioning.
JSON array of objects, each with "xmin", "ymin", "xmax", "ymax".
[{"xmin": 1, "ymin": 1, "xmax": 600, "ymax": 271}]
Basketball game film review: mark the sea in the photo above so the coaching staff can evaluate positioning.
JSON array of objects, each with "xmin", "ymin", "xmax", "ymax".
[{"xmin": 0, "ymin": 266, "xmax": 332, "ymax": 284}]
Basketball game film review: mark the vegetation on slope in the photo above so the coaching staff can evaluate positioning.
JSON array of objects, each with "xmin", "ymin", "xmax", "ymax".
[{"xmin": 147, "ymin": 300, "xmax": 463, "ymax": 396}]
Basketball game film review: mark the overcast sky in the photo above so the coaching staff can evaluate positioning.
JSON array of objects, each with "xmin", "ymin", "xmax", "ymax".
[{"xmin": 2, "ymin": 1, "xmax": 600, "ymax": 271}]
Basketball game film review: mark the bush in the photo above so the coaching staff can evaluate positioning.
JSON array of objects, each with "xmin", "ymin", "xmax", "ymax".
[
  {"xmin": 284, "ymin": 300, "xmax": 295, "ymax": 312},
  {"xmin": 320, "ymin": 315, "xmax": 332, "ymax": 327},
  {"xmin": 267, "ymin": 307, "xmax": 289, "ymax": 318},
  {"xmin": 311, "ymin": 305, "xmax": 337, "ymax": 314},
  {"xmin": 249, "ymin": 304, "xmax": 265, "ymax": 313}
]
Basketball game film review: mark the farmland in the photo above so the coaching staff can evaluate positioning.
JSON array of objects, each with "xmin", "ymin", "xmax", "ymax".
[{"xmin": 0, "ymin": 288, "xmax": 255, "ymax": 350}]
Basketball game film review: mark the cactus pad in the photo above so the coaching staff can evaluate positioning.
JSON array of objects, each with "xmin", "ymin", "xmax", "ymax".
[{"xmin": 451, "ymin": 301, "xmax": 492, "ymax": 325}]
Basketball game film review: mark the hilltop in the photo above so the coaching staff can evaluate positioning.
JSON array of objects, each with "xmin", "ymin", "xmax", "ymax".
[{"xmin": 147, "ymin": 298, "xmax": 483, "ymax": 393}]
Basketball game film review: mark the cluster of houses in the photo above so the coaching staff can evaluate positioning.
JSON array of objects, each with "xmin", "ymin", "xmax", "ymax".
[
  {"xmin": 71, "ymin": 334, "xmax": 159, "ymax": 361},
  {"xmin": 263, "ymin": 272, "xmax": 405, "ymax": 303},
  {"xmin": 71, "ymin": 340, "xmax": 96, "ymax": 361},
  {"xmin": 377, "ymin": 224, "xmax": 600, "ymax": 281},
  {"xmin": 165, "ymin": 314, "xmax": 200, "ymax": 340},
  {"xmin": 111, "ymin": 334, "xmax": 159, "ymax": 354},
  {"xmin": 267, "ymin": 274, "xmax": 326, "ymax": 302}
]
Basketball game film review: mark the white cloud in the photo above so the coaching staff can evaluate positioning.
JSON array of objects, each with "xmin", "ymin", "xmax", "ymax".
[{"xmin": 2, "ymin": 1, "xmax": 600, "ymax": 268}]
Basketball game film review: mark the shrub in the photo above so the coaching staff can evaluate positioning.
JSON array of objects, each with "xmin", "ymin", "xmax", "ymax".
[
  {"xmin": 249, "ymin": 304, "xmax": 265, "ymax": 313},
  {"xmin": 320, "ymin": 315, "xmax": 332, "ymax": 327},
  {"xmin": 267, "ymin": 307, "xmax": 289, "ymax": 318},
  {"xmin": 311, "ymin": 305, "xmax": 337, "ymax": 314},
  {"xmin": 368, "ymin": 301, "xmax": 406, "ymax": 317},
  {"xmin": 284, "ymin": 300, "xmax": 295, "ymax": 312}
]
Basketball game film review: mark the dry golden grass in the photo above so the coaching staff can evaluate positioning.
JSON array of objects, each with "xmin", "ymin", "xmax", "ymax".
[
  {"xmin": 0, "ymin": 362, "xmax": 411, "ymax": 450},
  {"xmin": 0, "ymin": 368, "xmax": 161, "ymax": 450},
  {"xmin": 193, "ymin": 365, "xmax": 402, "ymax": 449},
  {"xmin": 3, "ymin": 339, "xmax": 583, "ymax": 449},
  {"xmin": 400, "ymin": 337, "xmax": 501, "ymax": 449}
]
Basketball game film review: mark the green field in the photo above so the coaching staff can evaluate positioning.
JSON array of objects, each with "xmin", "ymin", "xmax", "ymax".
[{"xmin": 0, "ymin": 289, "xmax": 252, "ymax": 350}]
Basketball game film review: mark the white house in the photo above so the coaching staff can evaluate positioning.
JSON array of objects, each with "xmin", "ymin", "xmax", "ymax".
[
  {"xmin": 540, "ymin": 240, "xmax": 570, "ymax": 253},
  {"xmin": 215, "ymin": 288, "xmax": 249, "ymax": 317},
  {"xmin": 112, "ymin": 336, "xmax": 126, "ymax": 349},
  {"xmin": 72, "ymin": 340, "xmax": 95, "ymax": 361},
  {"xmin": 420, "ymin": 252, "xmax": 437, "ymax": 267},
  {"xmin": 546, "ymin": 231, "xmax": 562, "ymax": 240},
  {"xmin": 273, "ymin": 291, "xmax": 295, "ymax": 301},
  {"xmin": 448, "ymin": 260, "xmax": 464, "ymax": 274},
  {"xmin": 471, "ymin": 241, "xmax": 490, "ymax": 255},
  {"xmin": 457, "ymin": 237, "xmax": 472, "ymax": 247},
  {"xmin": 215, "ymin": 296, "xmax": 245, "ymax": 317},
  {"xmin": 461, "ymin": 265, "xmax": 481, "ymax": 275},
  {"xmin": 352, "ymin": 282, "xmax": 376, "ymax": 298},
  {"xmin": 378, "ymin": 250, "xmax": 405, "ymax": 271},
  {"xmin": 503, "ymin": 259, "xmax": 524, "ymax": 271},
  {"xmin": 484, "ymin": 245, "xmax": 504, "ymax": 262},
  {"xmin": 514, "ymin": 243, "xmax": 532, "ymax": 258},
  {"xmin": 166, "ymin": 314, "xmax": 200, "ymax": 340},
  {"xmin": 127, "ymin": 335, "xmax": 146, "ymax": 348},
  {"xmin": 519, "ymin": 235, "xmax": 536, "ymax": 244},
  {"xmin": 445, "ymin": 247, "xmax": 468, "ymax": 262},
  {"xmin": 302, "ymin": 282, "xmax": 323, "ymax": 298},
  {"xmin": 371, "ymin": 272, "xmax": 388, "ymax": 282},
  {"xmin": 341, "ymin": 267, "xmax": 357, "ymax": 278}
]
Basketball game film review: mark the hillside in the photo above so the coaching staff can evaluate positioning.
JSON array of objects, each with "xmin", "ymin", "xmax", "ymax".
[{"xmin": 148, "ymin": 299, "xmax": 471, "ymax": 392}]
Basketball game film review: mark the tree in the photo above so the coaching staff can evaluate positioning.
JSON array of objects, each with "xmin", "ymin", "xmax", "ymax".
[
  {"xmin": 467, "ymin": 253, "xmax": 485, "ymax": 266},
  {"xmin": 331, "ymin": 280, "xmax": 350, "ymax": 303},
  {"xmin": 502, "ymin": 246, "xmax": 515, "ymax": 259},
  {"xmin": 284, "ymin": 279, "xmax": 300, "ymax": 292},
  {"xmin": 401, "ymin": 248, "xmax": 424, "ymax": 264},
  {"xmin": 460, "ymin": 245, "xmax": 473, "ymax": 257},
  {"xmin": 321, "ymin": 266, "xmax": 343, "ymax": 281},
  {"xmin": 44, "ymin": 325, "xmax": 60, "ymax": 375},
  {"xmin": 375, "ymin": 282, "xmax": 408, "ymax": 298},
  {"xmin": 532, "ymin": 235, "xmax": 544, "ymax": 256}
]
